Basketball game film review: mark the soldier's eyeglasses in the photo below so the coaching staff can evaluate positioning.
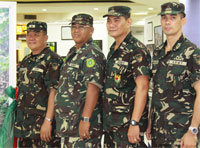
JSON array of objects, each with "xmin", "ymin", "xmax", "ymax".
[{"xmin": 71, "ymin": 25, "xmax": 90, "ymax": 30}]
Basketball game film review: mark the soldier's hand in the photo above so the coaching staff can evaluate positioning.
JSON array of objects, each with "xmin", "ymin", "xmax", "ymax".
[
  {"xmin": 40, "ymin": 120, "xmax": 52, "ymax": 142},
  {"xmin": 79, "ymin": 120, "xmax": 91, "ymax": 140},
  {"xmin": 128, "ymin": 125, "xmax": 141, "ymax": 144},
  {"xmin": 145, "ymin": 119, "xmax": 152, "ymax": 140},
  {"xmin": 180, "ymin": 131, "xmax": 197, "ymax": 148}
]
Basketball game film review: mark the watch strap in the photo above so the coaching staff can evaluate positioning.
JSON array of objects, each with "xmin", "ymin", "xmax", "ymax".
[
  {"xmin": 130, "ymin": 120, "xmax": 139, "ymax": 126},
  {"xmin": 189, "ymin": 126, "xmax": 198, "ymax": 135},
  {"xmin": 45, "ymin": 117, "xmax": 53, "ymax": 122},
  {"xmin": 81, "ymin": 117, "xmax": 90, "ymax": 122}
]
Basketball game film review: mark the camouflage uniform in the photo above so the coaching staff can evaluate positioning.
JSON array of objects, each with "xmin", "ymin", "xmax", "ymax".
[
  {"xmin": 151, "ymin": 2, "xmax": 200, "ymax": 147},
  {"xmin": 15, "ymin": 21, "xmax": 63, "ymax": 148},
  {"xmin": 54, "ymin": 15, "xmax": 106, "ymax": 147},
  {"xmin": 103, "ymin": 31, "xmax": 151, "ymax": 147},
  {"xmin": 151, "ymin": 34, "xmax": 200, "ymax": 146}
]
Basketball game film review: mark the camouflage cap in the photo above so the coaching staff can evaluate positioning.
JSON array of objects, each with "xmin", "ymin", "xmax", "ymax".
[
  {"xmin": 103, "ymin": 6, "xmax": 131, "ymax": 18},
  {"xmin": 26, "ymin": 21, "xmax": 47, "ymax": 32},
  {"xmin": 70, "ymin": 13, "xmax": 93, "ymax": 26},
  {"xmin": 158, "ymin": 2, "xmax": 186, "ymax": 17}
]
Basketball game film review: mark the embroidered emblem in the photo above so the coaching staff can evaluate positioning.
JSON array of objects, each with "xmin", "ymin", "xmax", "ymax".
[
  {"xmin": 194, "ymin": 55, "xmax": 200, "ymax": 65},
  {"xmin": 114, "ymin": 74, "xmax": 121, "ymax": 83},
  {"xmin": 86, "ymin": 58, "xmax": 95, "ymax": 68},
  {"xmin": 135, "ymin": 54, "xmax": 143, "ymax": 63}
]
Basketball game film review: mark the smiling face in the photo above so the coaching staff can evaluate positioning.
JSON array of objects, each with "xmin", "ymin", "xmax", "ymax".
[
  {"xmin": 71, "ymin": 23, "xmax": 94, "ymax": 49},
  {"xmin": 106, "ymin": 15, "xmax": 132, "ymax": 40},
  {"xmin": 161, "ymin": 13, "xmax": 186, "ymax": 37},
  {"xmin": 26, "ymin": 31, "xmax": 48, "ymax": 55}
]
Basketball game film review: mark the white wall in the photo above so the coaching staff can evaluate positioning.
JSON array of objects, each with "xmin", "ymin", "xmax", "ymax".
[
  {"xmin": 144, "ymin": 15, "xmax": 162, "ymax": 45},
  {"xmin": 47, "ymin": 21, "xmax": 146, "ymax": 58},
  {"xmin": 47, "ymin": 20, "xmax": 109, "ymax": 57}
]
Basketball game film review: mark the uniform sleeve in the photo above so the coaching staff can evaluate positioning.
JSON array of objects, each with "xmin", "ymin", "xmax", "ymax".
[
  {"xmin": 190, "ymin": 47, "xmax": 200, "ymax": 85},
  {"xmin": 82, "ymin": 53, "xmax": 106, "ymax": 89},
  {"xmin": 130, "ymin": 47, "xmax": 151, "ymax": 80},
  {"xmin": 44, "ymin": 55, "xmax": 63, "ymax": 90}
]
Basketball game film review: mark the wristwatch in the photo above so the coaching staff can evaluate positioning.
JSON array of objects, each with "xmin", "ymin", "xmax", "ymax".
[
  {"xmin": 130, "ymin": 120, "xmax": 139, "ymax": 126},
  {"xmin": 81, "ymin": 117, "xmax": 90, "ymax": 122},
  {"xmin": 189, "ymin": 126, "xmax": 198, "ymax": 135}
]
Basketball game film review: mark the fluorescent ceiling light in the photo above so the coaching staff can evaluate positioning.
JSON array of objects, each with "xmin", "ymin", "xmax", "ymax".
[
  {"xmin": 94, "ymin": 8, "xmax": 99, "ymax": 11},
  {"xmin": 133, "ymin": 12, "xmax": 148, "ymax": 15},
  {"xmin": 148, "ymin": 8, "xmax": 154, "ymax": 10},
  {"xmin": 42, "ymin": 9, "xmax": 47, "ymax": 12},
  {"xmin": 135, "ymin": 20, "xmax": 145, "ymax": 25}
]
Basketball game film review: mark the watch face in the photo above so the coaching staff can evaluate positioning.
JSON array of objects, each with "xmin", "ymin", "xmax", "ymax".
[
  {"xmin": 131, "ymin": 120, "xmax": 139, "ymax": 126},
  {"xmin": 131, "ymin": 120, "xmax": 136, "ymax": 125},
  {"xmin": 189, "ymin": 127, "xmax": 198, "ymax": 134},
  {"xmin": 192, "ymin": 128, "xmax": 198, "ymax": 134}
]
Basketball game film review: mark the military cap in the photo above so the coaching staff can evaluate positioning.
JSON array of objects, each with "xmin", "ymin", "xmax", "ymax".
[
  {"xmin": 159, "ymin": 2, "xmax": 186, "ymax": 17},
  {"xmin": 26, "ymin": 21, "xmax": 47, "ymax": 32},
  {"xmin": 103, "ymin": 6, "xmax": 131, "ymax": 18},
  {"xmin": 70, "ymin": 13, "xmax": 93, "ymax": 26}
]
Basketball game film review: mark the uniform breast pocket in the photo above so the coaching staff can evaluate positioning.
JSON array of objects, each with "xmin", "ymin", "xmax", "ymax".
[
  {"xmin": 30, "ymin": 68, "xmax": 44, "ymax": 83},
  {"xmin": 112, "ymin": 63, "xmax": 129, "ymax": 89},
  {"xmin": 68, "ymin": 64, "xmax": 83, "ymax": 84},
  {"xmin": 167, "ymin": 65, "xmax": 187, "ymax": 91}
]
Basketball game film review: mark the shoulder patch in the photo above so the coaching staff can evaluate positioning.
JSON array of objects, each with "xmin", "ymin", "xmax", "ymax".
[
  {"xmin": 135, "ymin": 53, "xmax": 143, "ymax": 63},
  {"xmin": 86, "ymin": 58, "xmax": 95, "ymax": 68},
  {"xmin": 194, "ymin": 55, "xmax": 200, "ymax": 65}
]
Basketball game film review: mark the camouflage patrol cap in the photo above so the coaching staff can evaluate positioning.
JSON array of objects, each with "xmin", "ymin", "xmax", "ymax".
[
  {"xmin": 103, "ymin": 6, "xmax": 131, "ymax": 18},
  {"xmin": 159, "ymin": 2, "xmax": 186, "ymax": 17},
  {"xmin": 26, "ymin": 21, "xmax": 47, "ymax": 32},
  {"xmin": 70, "ymin": 13, "xmax": 93, "ymax": 26}
]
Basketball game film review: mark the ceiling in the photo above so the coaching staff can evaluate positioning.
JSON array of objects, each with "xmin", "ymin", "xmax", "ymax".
[{"xmin": 2, "ymin": 0, "xmax": 180, "ymax": 26}]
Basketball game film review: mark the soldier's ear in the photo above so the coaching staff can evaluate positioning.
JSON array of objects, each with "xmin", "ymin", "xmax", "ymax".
[
  {"xmin": 127, "ymin": 18, "xmax": 132, "ymax": 28},
  {"xmin": 182, "ymin": 17, "xmax": 186, "ymax": 26},
  {"xmin": 45, "ymin": 34, "xmax": 48, "ymax": 41},
  {"xmin": 90, "ymin": 26, "xmax": 94, "ymax": 34}
]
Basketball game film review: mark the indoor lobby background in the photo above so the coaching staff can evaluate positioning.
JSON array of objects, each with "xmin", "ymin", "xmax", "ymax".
[
  {"xmin": 1, "ymin": 0, "xmax": 199, "ymax": 63},
  {"xmin": 0, "ymin": 0, "xmax": 200, "ymax": 147}
]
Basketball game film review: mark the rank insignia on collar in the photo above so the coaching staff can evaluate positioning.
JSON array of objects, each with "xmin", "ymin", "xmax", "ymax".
[
  {"xmin": 114, "ymin": 74, "xmax": 121, "ymax": 83},
  {"xmin": 86, "ymin": 58, "xmax": 95, "ymax": 68}
]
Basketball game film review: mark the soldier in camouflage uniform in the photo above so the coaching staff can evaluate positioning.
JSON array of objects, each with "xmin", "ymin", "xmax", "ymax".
[
  {"xmin": 148, "ymin": 2, "xmax": 200, "ymax": 148},
  {"xmin": 14, "ymin": 21, "xmax": 63, "ymax": 147},
  {"xmin": 54, "ymin": 14, "xmax": 106, "ymax": 148},
  {"xmin": 102, "ymin": 6, "xmax": 151, "ymax": 147}
]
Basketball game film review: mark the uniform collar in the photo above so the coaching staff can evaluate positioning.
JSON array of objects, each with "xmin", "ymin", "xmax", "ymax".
[
  {"xmin": 107, "ymin": 32, "xmax": 132, "ymax": 60},
  {"xmin": 76, "ymin": 37, "xmax": 93, "ymax": 54},
  {"xmin": 66, "ymin": 38, "xmax": 93, "ymax": 61},
  {"xmin": 110, "ymin": 31, "xmax": 132, "ymax": 52},
  {"xmin": 161, "ymin": 34, "xmax": 186, "ymax": 52},
  {"xmin": 29, "ymin": 47, "xmax": 49, "ymax": 61}
]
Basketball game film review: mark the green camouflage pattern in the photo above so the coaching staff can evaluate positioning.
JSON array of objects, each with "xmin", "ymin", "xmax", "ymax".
[
  {"xmin": 62, "ymin": 135, "xmax": 102, "ymax": 148},
  {"xmin": 103, "ymin": 32, "xmax": 151, "ymax": 140},
  {"xmin": 26, "ymin": 21, "xmax": 47, "ymax": 32},
  {"xmin": 151, "ymin": 34, "xmax": 200, "ymax": 145},
  {"xmin": 14, "ymin": 47, "xmax": 63, "ymax": 139},
  {"xmin": 103, "ymin": 6, "xmax": 131, "ymax": 18},
  {"xmin": 54, "ymin": 38, "xmax": 106, "ymax": 141},
  {"xmin": 70, "ymin": 13, "xmax": 93, "ymax": 26},
  {"xmin": 158, "ymin": 2, "xmax": 185, "ymax": 16},
  {"xmin": 19, "ymin": 137, "xmax": 61, "ymax": 148},
  {"xmin": 104, "ymin": 129, "xmax": 146, "ymax": 148}
]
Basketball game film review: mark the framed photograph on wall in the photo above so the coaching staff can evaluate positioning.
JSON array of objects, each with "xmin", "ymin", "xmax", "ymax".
[
  {"xmin": 154, "ymin": 25, "xmax": 163, "ymax": 47},
  {"xmin": 61, "ymin": 26, "xmax": 72, "ymax": 40},
  {"xmin": 147, "ymin": 21, "xmax": 153, "ymax": 41}
]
